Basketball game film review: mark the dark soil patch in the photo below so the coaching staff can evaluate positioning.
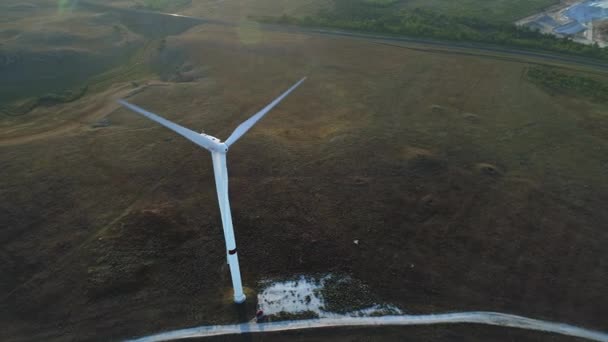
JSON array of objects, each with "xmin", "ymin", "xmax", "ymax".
[
  {"xmin": 475, "ymin": 163, "xmax": 503, "ymax": 177},
  {"xmin": 318, "ymin": 275, "xmax": 379, "ymax": 314},
  {"xmin": 265, "ymin": 310, "xmax": 319, "ymax": 322}
]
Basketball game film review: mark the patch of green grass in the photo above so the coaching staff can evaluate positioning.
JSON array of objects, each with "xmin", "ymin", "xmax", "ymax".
[
  {"xmin": 362, "ymin": 0, "xmax": 400, "ymax": 7},
  {"xmin": 134, "ymin": 0, "xmax": 191, "ymax": 12},
  {"xmin": 1, "ymin": 40, "xmax": 163, "ymax": 117},
  {"xmin": 527, "ymin": 66, "xmax": 608, "ymax": 102},
  {"xmin": 1, "ymin": 86, "xmax": 88, "ymax": 117},
  {"xmin": 86, "ymin": 41, "xmax": 162, "ymax": 93},
  {"xmin": 397, "ymin": 0, "xmax": 559, "ymax": 22},
  {"xmin": 321, "ymin": 0, "xmax": 559, "ymax": 22}
]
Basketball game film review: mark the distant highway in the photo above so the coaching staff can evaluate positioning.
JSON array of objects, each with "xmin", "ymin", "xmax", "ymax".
[
  {"xmin": 128, "ymin": 312, "xmax": 608, "ymax": 342},
  {"xmin": 284, "ymin": 27, "xmax": 608, "ymax": 73},
  {"xmin": 80, "ymin": 1, "xmax": 608, "ymax": 73}
]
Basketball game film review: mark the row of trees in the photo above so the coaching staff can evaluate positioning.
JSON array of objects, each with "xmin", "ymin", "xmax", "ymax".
[
  {"xmin": 259, "ymin": 3, "xmax": 608, "ymax": 61},
  {"xmin": 527, "ymin": 67, "xmax": 608, "ymax": 101}
]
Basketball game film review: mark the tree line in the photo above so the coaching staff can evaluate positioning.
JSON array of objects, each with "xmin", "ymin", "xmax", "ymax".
[
  {"xmin": 257, "ymin": 1, "xmax": 608, "ymax": 61},
  {"xmin": 527, "ymin": 67, "xmax": 608, "ymax": 102}
]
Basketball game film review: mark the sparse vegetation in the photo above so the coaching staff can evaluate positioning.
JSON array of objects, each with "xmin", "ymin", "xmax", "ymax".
[
  {"xmin": 135, "ymin": 0, "xmax": 192, "ymax": 12},
  {"xmin": 367, "ymin": 306, "xmax": 403, "ymax": 316},
  {"xmin": 527, "ymin": 66, "xmax": 608, "ymax": 102},
  {"xmin": 85, "ymin": 41, "xmax": 161, "ymax": 93},
  {"xmin": 362, "ymin": 0, "xmax": 400, "ymax": 7},
  {"xmin": 318, "ymin": 275, "xmax": 379, "ymax": 314},
  {"xmin": 0, "ymin": 86, "xmax": 88, "ymax": 116},
  {"xmin": 396, "ymin": 0, "xmax": 560, "ymax": 22},
  {"xmin": 257, "ymin": 0, "xmax": 608, "ymax": 61},
  {"xmin": 0, "ymin": 39, "xmax": 163, "ymax": 116},
  {"xmin": 599, "ymin": 22, "xmax": 608, "ymax": 41}
]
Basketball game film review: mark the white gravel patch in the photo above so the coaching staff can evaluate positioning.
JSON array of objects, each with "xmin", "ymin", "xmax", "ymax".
[{"xmin": 257, "ymin": 275, "xmax": 402, "ymax": 318}]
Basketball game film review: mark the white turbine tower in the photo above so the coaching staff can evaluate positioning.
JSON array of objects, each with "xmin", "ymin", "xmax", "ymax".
[{"xmin": 118, "ymin": 77, "xmax": 306, "ymax": 303}]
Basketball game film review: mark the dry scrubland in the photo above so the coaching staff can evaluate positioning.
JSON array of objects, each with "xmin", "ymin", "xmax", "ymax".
[{"xmin": 1, "ymin": 1, "xmax": 608, "ymax": 341}]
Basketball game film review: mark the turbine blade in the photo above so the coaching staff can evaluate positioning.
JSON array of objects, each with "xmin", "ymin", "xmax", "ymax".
[
  {"xmin": 224, "ymin": 77, "xmax": 306, "ymax": 147},
  {"xmin": 117, "ymin": 99, "xmax": 219, "ymax": 152}
]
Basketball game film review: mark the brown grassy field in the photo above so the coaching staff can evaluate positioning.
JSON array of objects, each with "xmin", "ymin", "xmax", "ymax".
[{"xmin": 1, "ymin": 1, "xmax": 607, "ymax": 341}]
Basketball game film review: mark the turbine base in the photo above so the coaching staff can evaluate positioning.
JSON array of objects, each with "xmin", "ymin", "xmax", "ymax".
[{"xmin": 234, "ymin": 294, "xmax": 246, "ymax": 304}]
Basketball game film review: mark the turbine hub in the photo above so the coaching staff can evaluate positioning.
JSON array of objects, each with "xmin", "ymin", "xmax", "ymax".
[
  {"xmin": 200, "ymin": 133, "xmax": 229, "ymax": 153},
  {"xmin": 218, "ymin": 143, "xmax": 229, "ymax": 153}
]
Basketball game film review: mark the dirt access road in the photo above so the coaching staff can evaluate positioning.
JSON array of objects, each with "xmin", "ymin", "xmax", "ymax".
[{"xmin": 130, "ymin": 312, "xmax": 608, "ymax": 342}]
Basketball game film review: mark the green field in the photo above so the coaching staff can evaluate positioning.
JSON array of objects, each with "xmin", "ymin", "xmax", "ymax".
[
  {"xmin": 527, "ymin": 66, "xmax": 608, "ymax": 102},
  {"xmin": 242, "ymin": 0, "xmax": 559, "ymax": 22},
  {"xmin": 134, "ymin": 0, "xmax": 192, "ymax": 11},
  {"xmin": 259, "ymin": 0, "xmax": 608, "ymax": 61},
  {"xmin": 396, "ymin": 0, "xmax": 559, "ymax": 22},
  {"xmin": 129, "ymin": 0, "xmax": 558, "ymax": 22}
]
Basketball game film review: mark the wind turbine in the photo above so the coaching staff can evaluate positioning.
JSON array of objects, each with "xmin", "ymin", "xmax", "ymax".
[{"xmin": 117, "ymin": 77, "xmax": 306, "ymax": 303}]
